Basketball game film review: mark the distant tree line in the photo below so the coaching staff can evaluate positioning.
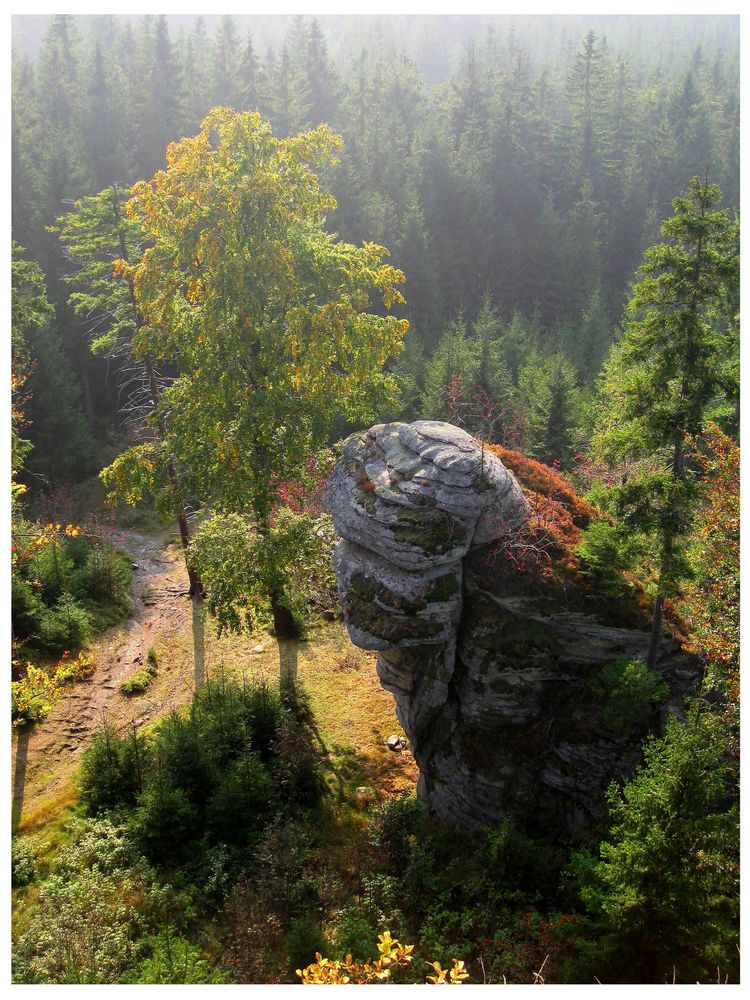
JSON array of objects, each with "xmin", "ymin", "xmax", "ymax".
[{"xmin": 11, "ymin": 13, "xmax": 739, "ymax": 483}]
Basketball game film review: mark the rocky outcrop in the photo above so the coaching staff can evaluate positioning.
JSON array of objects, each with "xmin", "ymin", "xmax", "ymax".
[{"xmin": 325, "ymin": 420, "xmax": 700, "ymax": 836}]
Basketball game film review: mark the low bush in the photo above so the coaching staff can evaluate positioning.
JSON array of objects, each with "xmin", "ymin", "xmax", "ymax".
[
  {"xmin": 12, "ymin": 818, "xmax": 167, "ymax": 984},
  {"xmin": 37, "ymin": 593, "xmax": 92, "ymax": 653},
  {"xmin": 12, "ymin": 837, "xmax": 38, "ymax": 888},
  {"xmin": 121, "ymin": 670, "xmax": 153, "ymax": 696},
  {"xmin": 124, "ymin": 930, "xmax": 226, "ymax": 984},
  {"xmin": 11, "ymin": 663, "xmax": 58, "ymax": 726},
  {"xmin": 78, "ymin": 676, "xmax": 322, "ymax": 865},
  {"xmin": 283, "ymin": 916, "xmax": 327, "ymax": 977},
  {"xmin": 12, "ymin": 522, "xmax": 133, "ymax": 659},
  {"xmin": 593, "ymin": 658, "xmax": 668, "ymax": 735},
  {"xmin": 79, "ymin": 723, "xmax": 150, "ymax": 812}
]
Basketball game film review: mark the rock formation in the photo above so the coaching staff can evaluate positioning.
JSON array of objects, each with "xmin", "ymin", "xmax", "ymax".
[{"xmin": 325, "ymin": 420, "xmax": 700, "ymax": 836}]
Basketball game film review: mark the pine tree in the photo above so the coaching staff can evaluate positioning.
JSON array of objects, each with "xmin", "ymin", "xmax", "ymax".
[
  {"xmin": 212, "ymin": 15, "xmax": 242, "ymax": 109},
  {"xmin": 594, "ymin": 176, "xmax": 739, "ymax": 667},
  {"xmin": 82, "ymin": 40, "xmax": 133, "ymax": 190},
  {"xmin": 52, "ymin": 185, "xmax": 204, "ymax": 597},
  {"xmin": 183, "ymin": 18, "xmax": 214, "ymax": 130},
  {"xmin": 12, "ymin": 244, "xmax": 93, "ymax": 485},
  {"xmin": 133, "ymin": 15, "xmax": 185, "ymax": 178},
  {"xmin": 574, "ymin": 283, "xmax": 611, "ymax": 381},
  {"xmin": 238, "ymin": 31, "xmax": 263, "ymax": 112},
  {"xmin": 394, "ymin": 190, "xmax": 442, "ymax": 346},
  {"xmin": 304, "ymin": 20, "xmax": 340, "ymax": 126},
  {"xmin": 518, "ymin": 351, "xmax": 580, "ymax": 466}
]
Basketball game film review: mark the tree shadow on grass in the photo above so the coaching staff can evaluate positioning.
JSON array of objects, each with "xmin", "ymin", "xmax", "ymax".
[{"xmin": 12, "ymin": 725, "xmax": 31, "ymax": 833}]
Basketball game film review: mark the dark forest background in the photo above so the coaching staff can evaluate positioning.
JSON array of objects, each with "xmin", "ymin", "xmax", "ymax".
[{"xmin": 11, "ymin": 13, "xmax": 740, "ymax": 486}]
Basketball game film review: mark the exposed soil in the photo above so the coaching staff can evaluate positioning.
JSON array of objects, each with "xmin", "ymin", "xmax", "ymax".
[
  {"xmin": 12, "ymin": 528, "xmax": 417, "ymax": 833},
  {"xmin": 12, "ymin": 529, "xmax": 196, "ymax": 830}
]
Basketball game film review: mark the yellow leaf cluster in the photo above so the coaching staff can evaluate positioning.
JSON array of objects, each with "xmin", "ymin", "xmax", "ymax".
[
  {"xmin": 297, "ymin": 931, "xmax": 467, "ymax": 985},
  {"xmin": 426, "ymin": 959, "xmax": 470, "ymax": 984}
]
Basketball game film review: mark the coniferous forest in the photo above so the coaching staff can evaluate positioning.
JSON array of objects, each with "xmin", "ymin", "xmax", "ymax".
[{"xmin": 10, "ymin": 14, "xmax": 739, "ymax": 986}]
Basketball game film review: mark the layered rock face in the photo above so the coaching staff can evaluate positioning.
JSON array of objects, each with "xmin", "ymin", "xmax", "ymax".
[{"xmin": 326, "ymin": 420, "xmax": 699, "ymax": 835}]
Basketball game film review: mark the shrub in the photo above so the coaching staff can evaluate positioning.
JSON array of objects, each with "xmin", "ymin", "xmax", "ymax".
[
  {"xmin": 283, "ymin": 917, "xmax": 327, "ymax": 977},
  {"xmin": 11, "ymin": 575, "xmax": 46, "ymax": 643},
  {"xmin": 594, "ymin": 658, "xmax": 668, "ymax": 735},
  {"xmin": 12, "ymin": 837, "xmax": 37, "ymax": 887},
  {"xmin": 27, "ymin": 538, "xmax": 75, "ymax": 602},
  {"xmin": 571, "ymin": 709, "xmax": 739, "ymax": 983},
  {"xmin": 12, "ymin": 525, "xmax": 133, "ymax": 658},
  {"xmin": 369, "ymin": 792, "xmax": 426, "ymax": 872},
  {"xmin": 272, "ymin": 716, "xmax": 323, "ymax": 809},
  {"xmin": 11, "ymin": 663, "xmax": 57, "ymax": 726},
  {"xmin": 72, "ymin": 541, "xmax": 132, "ymax": 606},
  {"xmin": 121, "ymin": 670, "xmax": 153, "ymax": 696},
  {"xmin": 146, "ymin": 648, "xmax": 158, "ymax": 673},
  {"xmin": 12, "ymin": 817, "xmax": 165, "ymax": 984},
  {"xmin": 130, "ymin": 779, "xmax": 200, "ymax": 864},
  {"xmin": 37, "ymin": 593, "xmax": 92, "ymax": 653},
  {"xmin": 576, "ymin": 518, "xmax": 644, "ymax": 596},
  {"xmin": 205, "ymin": 752, "xmax": 276, "ymax": 845},
  {"xmin": 124, "ymin": 930, "xmax": 226, "ymax": 984},
  {"xmin": 79, "ymin": 722, "xmax": 150, "ymax": 812}
]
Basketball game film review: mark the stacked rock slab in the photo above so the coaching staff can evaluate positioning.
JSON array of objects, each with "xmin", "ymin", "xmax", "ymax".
[
  {"xmin": 325, "ymin": 420, "xmax": 530, "ymax": 807},
  {"xmin": 326, "ymin": 420, "xmax": 699, "ymax": 835}
]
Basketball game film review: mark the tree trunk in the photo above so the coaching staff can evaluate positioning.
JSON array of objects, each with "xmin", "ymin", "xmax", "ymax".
[
  {"xmin": 79, "ymin": 362, "xmax": 95, "ymax": 424},
  {"xmin": 270, "ymin": 588, "xmax": 299, "ymax": 638},
  {"xmin": 191, "ymin": 594, "xmax": 205, "ymax": 687},
  {"xmin": 647, "ymin": 592, "xmax": 664, "ymax": 670},
  {"xmin": 648, "ymin": 433, "xmax": 684, "ymax": 670}
]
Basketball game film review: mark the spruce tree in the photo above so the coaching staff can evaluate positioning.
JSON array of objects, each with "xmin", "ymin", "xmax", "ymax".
[
  {"xmin": 593, "ymin": 176, "xmax": 739, "ymax": 667},
  {"xmin": 12, "ymin": 244, "xmax": 94, "ymax": 485}
]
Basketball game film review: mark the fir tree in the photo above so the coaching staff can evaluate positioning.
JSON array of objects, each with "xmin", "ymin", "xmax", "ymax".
[{"xmin": 594, "ymin": 176, "xmax": 739, "ymax": 667}]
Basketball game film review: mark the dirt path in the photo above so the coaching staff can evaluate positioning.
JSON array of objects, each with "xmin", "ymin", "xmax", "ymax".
[
  {"xmin": 12, "ymin": 528, "xmax": 195, "ymax": 831},
  {"xmin": 11, "ymin": 528, "xmax": 418, "ymax": 834}
]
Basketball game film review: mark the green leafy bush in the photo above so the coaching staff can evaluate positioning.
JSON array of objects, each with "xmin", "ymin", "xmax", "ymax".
[
  {"xmin": 79, "ymin": 677, "xmax": 320, "ymax": 865},
  {"xmin": 594, "ymin": 658, "xmax": 668, "ymax": 735},
  {"xmin": 27, "ymin": 539, "xmax": 75, "ymax": 602},
  {"xmin": 72, "ymin": 541, "xmax": 133, "ymax": 606},
  {"xmin": 283, "ymin": 917, "xmax": 327, "ymax": 977},
  {"xmin": 124, "ymin": 930, "xmax": 226, "ymax": 984},
  {"xmin": 12, "ymin": 524, "xmax": 133, "ymax": 658},
  {"xmin": 205, "ymin": 752, "xmax": 276, "ymax": 845},
  {"xmin": 130, "ymin": 780, "xmax": 200, "ymax": 863},
  {"xmin": 576, "ymin": 518, "xmax": 642, "ymax": 596},
  {"xmin": 369, "ymin": 792, "xmax": 426, "ymax": 872},
  {"xmin": 12, "ymin": 837, "xmax": 38, "ymax": 888},
  {"xmin": 121, "ymin": 670, "xmax": 153, "ymax": 696},
  {"xmin": 11, "ymin": 663, "xmax": 58, "ymax": 726},
  {"xmin": 188, "ymin": 509, "xmax": 338, "ymax": 636},
  {"xmin": 12, "ymin": 818, "xmax": 166, "ymax": 984}
]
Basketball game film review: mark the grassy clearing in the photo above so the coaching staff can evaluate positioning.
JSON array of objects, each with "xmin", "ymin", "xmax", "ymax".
[{"xmin": 201, "ymin": 620, "xmax": 416, "ymax": 798}]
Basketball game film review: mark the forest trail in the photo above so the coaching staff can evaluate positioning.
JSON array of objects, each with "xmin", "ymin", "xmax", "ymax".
[
  {"xmin": 12, "ymin": 528, "xmax": 417, "ymax": 834},
  {"xmin": 12, "ymin": 528, "xmax": 195, "ymax": 832}
]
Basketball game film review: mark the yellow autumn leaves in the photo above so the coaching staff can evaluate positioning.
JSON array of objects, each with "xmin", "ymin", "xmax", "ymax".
[{"xmin": 296, "ymin": 930, "xmax": 468, "ymax": 985}]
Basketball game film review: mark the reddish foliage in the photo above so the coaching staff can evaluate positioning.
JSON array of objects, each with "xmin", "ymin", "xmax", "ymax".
[
  {"xmin": 481, "ymin": 492, "xmax": 581, "ymax": 586},
  {"xmin": 271, "ymin": 453, "xmax": 331, "ymax": 517},
  {"xmin": 680, "ymin": 424, "xmax": 739, "ymax": 703},
  {"xmin": 486, "ymin": 444, "xmax": 595, "ymax": 529}
]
